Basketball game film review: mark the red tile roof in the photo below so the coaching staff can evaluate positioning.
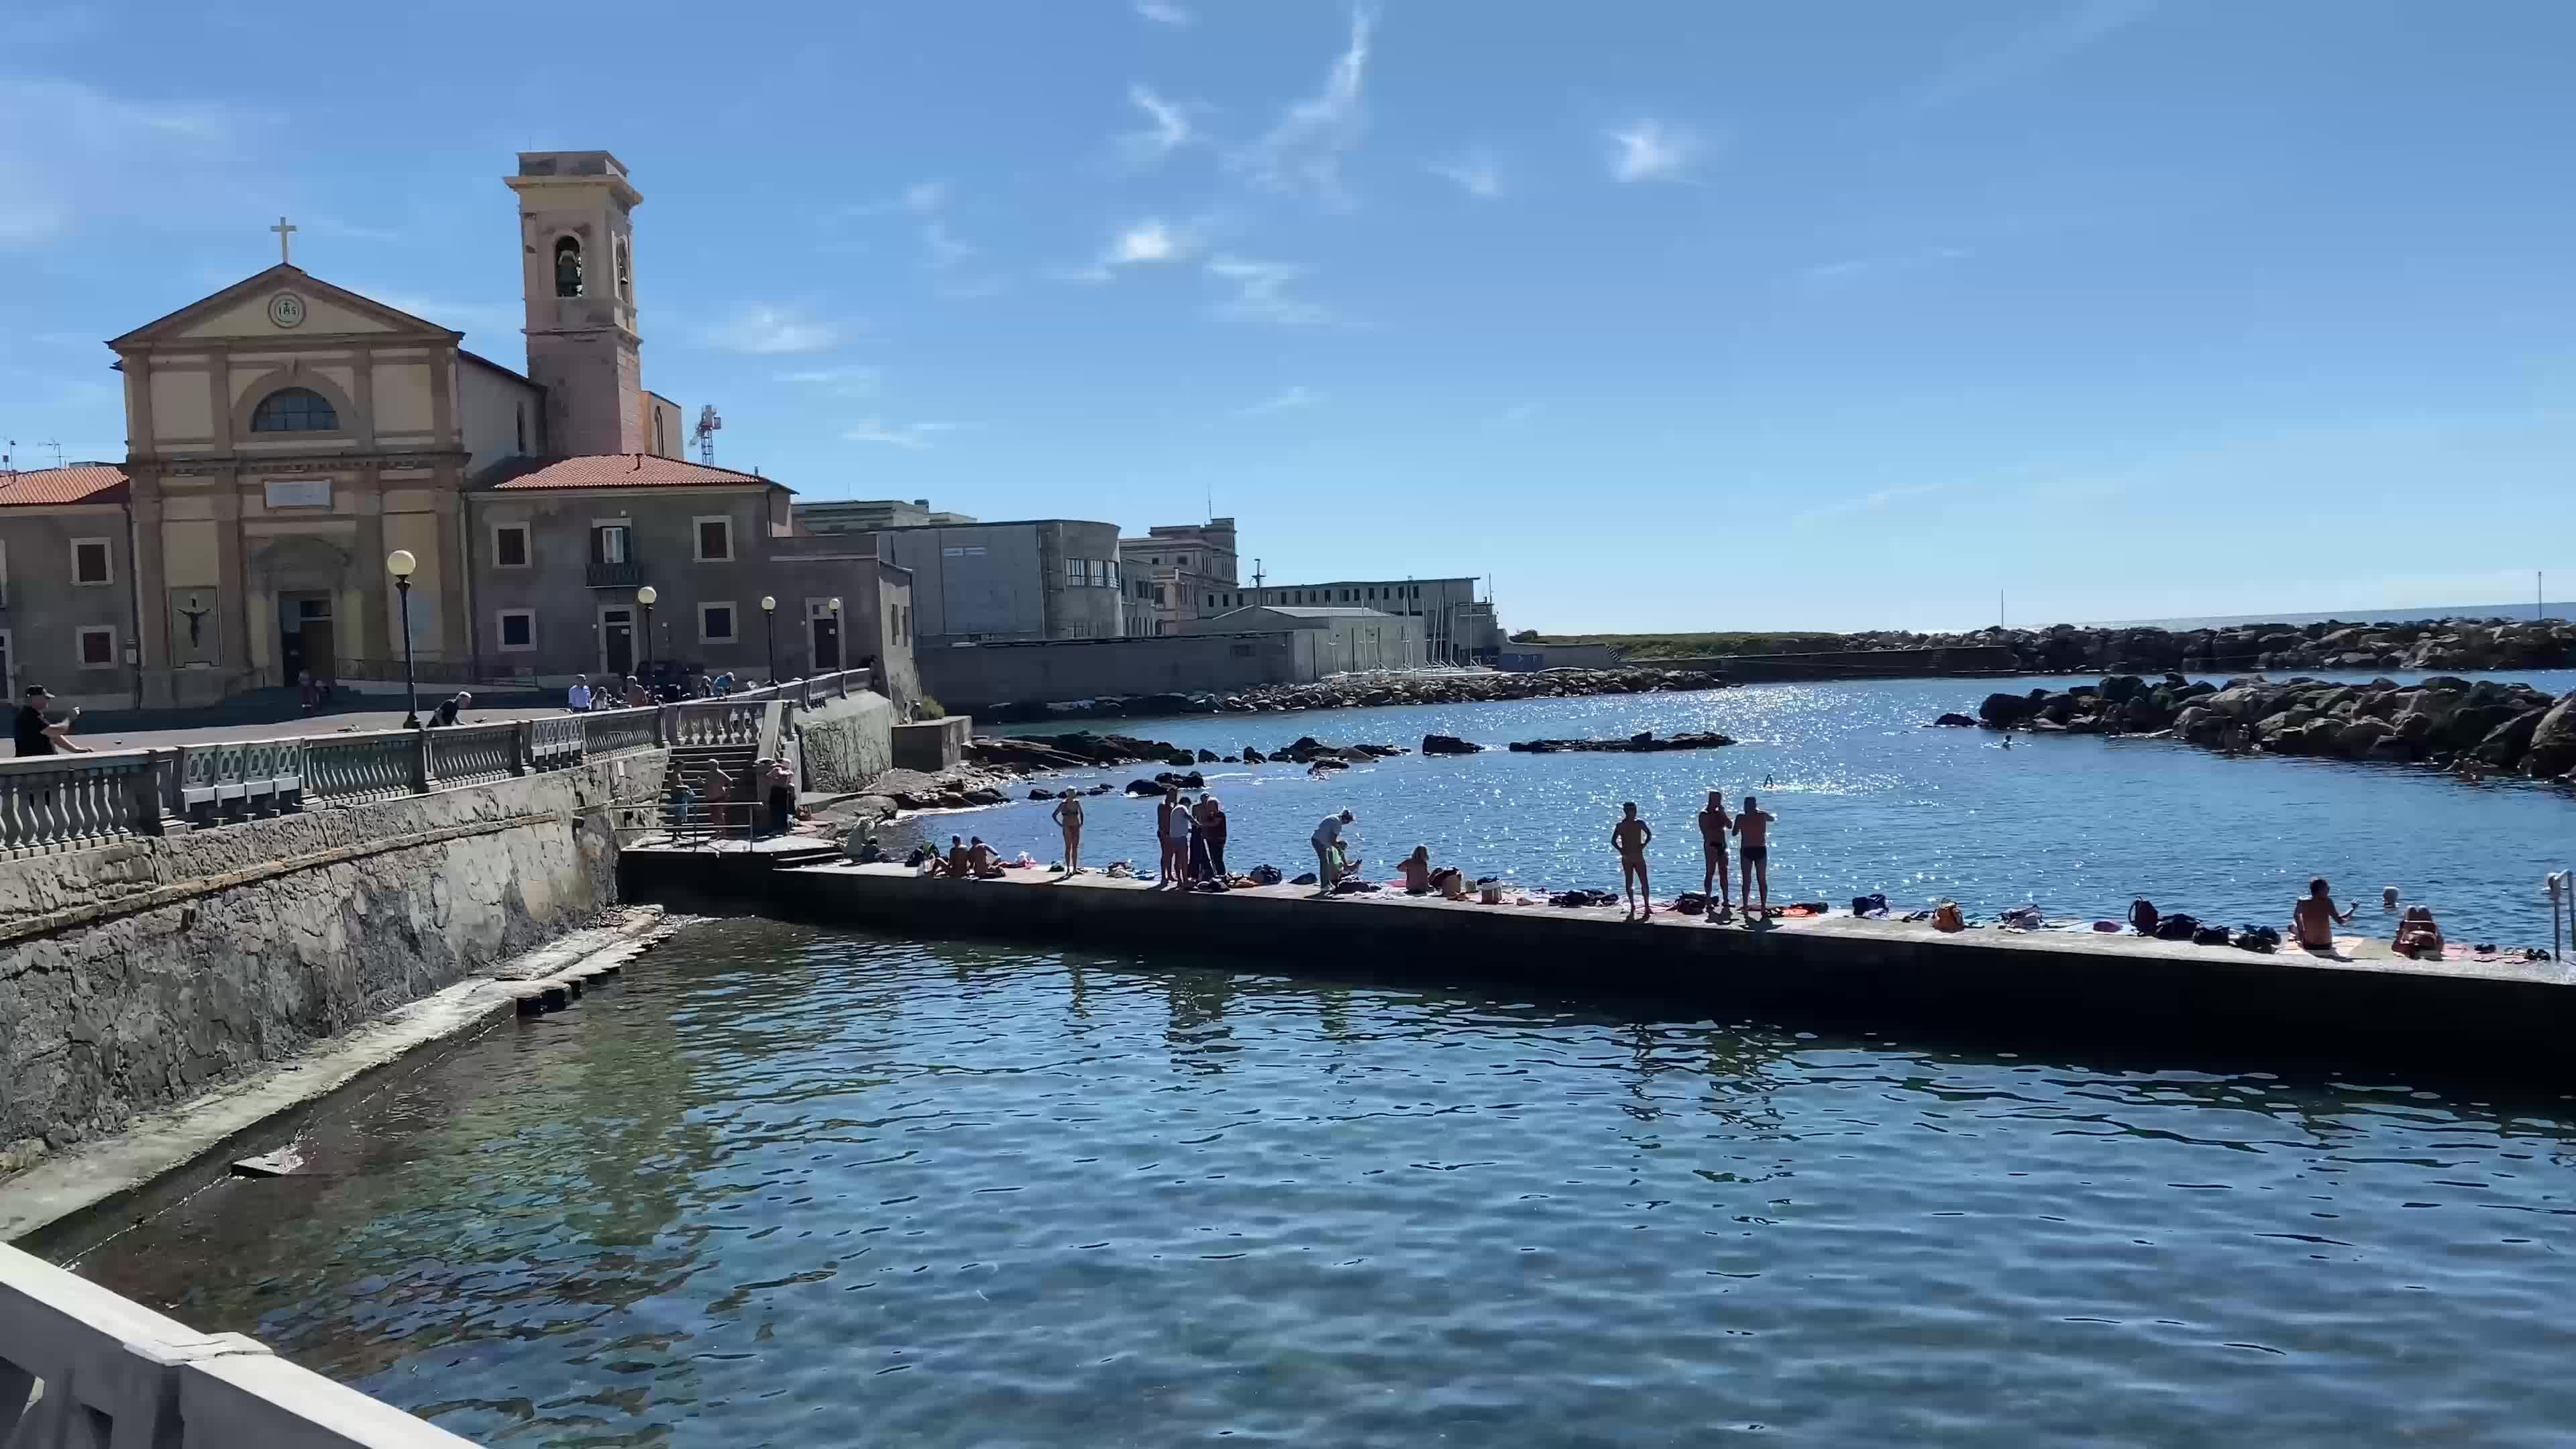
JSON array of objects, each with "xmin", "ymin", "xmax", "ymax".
[
  {"xmin": 0, "ymin": 464, "xmax": 128, "ymax": 507},
  {"xmin": 483, "ymin": 454, "xmax": 787, "ymax": 492}
]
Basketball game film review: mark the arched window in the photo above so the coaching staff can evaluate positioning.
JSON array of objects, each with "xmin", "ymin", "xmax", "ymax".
[
  {"xmin": 614, "ymin": 238, "xmax": 631, "ymax": 299},
  {"xmin": 249, "ymin": 387, "xmax": 338, "ymax": 433},
  {"xmin": 553, "ymin": 236, "xmax": 584, "ymax": 298}
]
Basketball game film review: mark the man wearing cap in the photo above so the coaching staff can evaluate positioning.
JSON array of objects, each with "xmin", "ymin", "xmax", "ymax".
[{"xmin": 13, "ymin": 685, "xmax": 91, "ymax": 757}]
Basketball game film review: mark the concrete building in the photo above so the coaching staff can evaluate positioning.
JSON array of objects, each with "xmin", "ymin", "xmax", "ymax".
[
  {"xmin": 1118, "ymin": 517, "xmax": 1238, "ymax": 636},
  {"xmin": 1179, "ymin": 604, "xmax": 1424, "ymax": 674},
  {"xmin": 918, "ymin": 631, "xmax": 1324, "ymax": 712},
  {"xmin": 1228, "ymin": 576, "xmax": 1501, "ymax": 664},
  {"xmin": 796, "ymin": 498, "xmax": 978, "ymax": 533},
  {"xmin": 869, "ymin": 520, "xmax": 1127, "ymax": 646},
  {"xmin": 466, "ymin": 455, "xmax": 914, "ymax": 702},
  {"xmin": 0, "ymin": 465, "xmax": 141, "ymax": 709}
]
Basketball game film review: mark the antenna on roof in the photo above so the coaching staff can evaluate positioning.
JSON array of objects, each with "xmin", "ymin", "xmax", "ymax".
[
  {"xmin": 38, "ymin": 440, "xmax": 62, "ymax": 470},
  {"xmin": 694, "ymin": 405, "xmax": 722, "ymax": 465}
]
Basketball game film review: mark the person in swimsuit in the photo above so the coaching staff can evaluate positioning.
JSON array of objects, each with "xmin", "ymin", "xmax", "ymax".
[
  {"xmin": 1157, "ymin": 788, "xmax": 1190, "ymax": 888},
  {"xmin": 1051, "ymin": 792, "xmax": 1086, "ymax": 875},
  {"xmin": 2392, "ymin": 906, "xmax": 2444, "ymax": 959},
  {"xmin": 1735, "ymin": 795, "xmax": 1776, "ymax": 922},
  {"xmin": 1400, "ymin": 845, "xmax": 1434, "ymax": 894},
  {"xmin": 941, "ymin": 835, "xmax": 971, "ymax": 877},
  {"xmin": 1195, "ymin": 794, "xmax": 1229, "ymax": 880},
  {"xmin": 1612, "ymin": 802, "xmax": 1654, "ymax": 918},
  {"xmin": 1696, "ymin": 790, "xmax": 1733, "ymax": 920},
  {"xmin": 2291, "ymin": 877, "xmax": 2353, "ymax": 950}
]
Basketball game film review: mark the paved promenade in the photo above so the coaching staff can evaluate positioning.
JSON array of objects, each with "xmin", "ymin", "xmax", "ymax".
[{"xmin": 6, "ymin": 704, "xmax": 576, "ymax": 757}]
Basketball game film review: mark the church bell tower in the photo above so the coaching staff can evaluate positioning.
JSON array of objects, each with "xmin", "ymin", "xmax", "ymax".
[{"xmin": 506, "ymin": 151, "xmax": 645, "ymax": 457}]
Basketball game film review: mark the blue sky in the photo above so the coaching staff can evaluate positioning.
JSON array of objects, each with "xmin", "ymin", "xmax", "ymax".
[{"xmin": 5, "ymin": 1, "xmax": 2573, "ymax": 633}]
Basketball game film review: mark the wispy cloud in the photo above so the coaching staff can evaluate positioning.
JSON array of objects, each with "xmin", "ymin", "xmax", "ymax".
[
  {"xmin": 1235, "ymin": 8, "xmax": 1374, "ymax": 206},
  {"xmin": 360, "ymin": 290, "xmax": 521, "ymax": 340},
  {"xmin": 1054, "ymin": 217, "xmax": 1201, "ymax": 284},
  {"xmin": 703, "ymin": 305, "xmax": 844, "ymax": 354},
  {"xmin": 843, "ymin": 419, "xmax": 960, "ymax": 450},
  {"xmin": 1606, "ymin": 120, "xmax": 1697, "ymax": 184},
  {"xmin": 1487, "ymin": 404, "xmax": 1537, "ymax": 432},
  {"xmin": 1897, "ymin": 0, "xmax": 2161, "ymax": 116},
  {"xmin": 1206, "ymin": 255, "xmax": 1336, "ymax": 327},
  {"xmin": 1428, "ymin": 149, "xmax": 1503, "ymax": 200},
  {"xmin": 860, "ymin": 182, "xmax": 1006, "ymax": 299},
  {"xmin": 1134, "ymin": 0, "xmax": 1191, "ymax": 24},
  {"xmin": 1794, "ymin": 246, "xmax": 1970, "ymax": 285},
  {"xmin": 1120, "ymin": 85, "xmax": 1206, "ymax": 169},
  {"xmin": 0, "ymin": 78, "xmax": 259, "ymax": 245},
  {"xmin": 777, "ymin": 366, "xmax": 881, "ymax": 396},
  {"xmin": 1790, "ymin": 483, "xmax": 1940, "ymax": 527},
  {"xmin": 1242, "ymin": 385, "xmax": 1320, "ymax": 416}
]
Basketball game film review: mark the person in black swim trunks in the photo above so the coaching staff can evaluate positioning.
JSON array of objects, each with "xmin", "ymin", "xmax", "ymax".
[{"xmin": 1735, "ymin": 794, "xmax": 1775, "ymax": 922}]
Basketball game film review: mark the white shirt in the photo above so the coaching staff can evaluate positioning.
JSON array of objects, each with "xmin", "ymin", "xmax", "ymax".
[
  {"xmin": 1313, "ymin": 816, "xmax": 1345, "ymax": 850},
  {"xmin": 568, "ymin": 683, "xmax": 592, "ymax": 710}
]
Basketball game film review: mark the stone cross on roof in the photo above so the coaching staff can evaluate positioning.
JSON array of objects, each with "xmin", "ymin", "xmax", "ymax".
[{"xmin": 270, "ymin": 216, "xmax": 297, "ymax": 265}]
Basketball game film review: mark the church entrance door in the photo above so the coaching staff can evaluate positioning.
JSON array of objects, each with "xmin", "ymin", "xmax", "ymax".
[
  {"xmin": 600, "ymin": 607, "xmax": 635, "ymax": 677},
  {"xmin": 280, "ymin": 592, "xmax": 334, "ymax": 685},
  {"xmin": 810, "ymin": 612, "xmax": 842, "ymax": 673}
]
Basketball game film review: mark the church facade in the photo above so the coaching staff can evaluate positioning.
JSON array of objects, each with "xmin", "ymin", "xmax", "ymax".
[{"xmin": 1, "ymin": 150, "xmax": 912, "ymax": 713}]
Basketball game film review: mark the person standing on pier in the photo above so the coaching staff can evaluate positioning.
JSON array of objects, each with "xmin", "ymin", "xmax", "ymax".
[
  {"xmin": 1613, "ymin": 802, "xmax": 1654, "ymax": 918},
  {"xmin": 1157, "ymin": 787, "xmax": 1192, "ymax": 888},
  {"xmin": 1696, "ymin": 790, "xmax": 1733, "ymax": 921},
  {"xmin": 1195, "ymin": 793, "xmax": 1230, "ymax": 881},
  {"xmin": 1051, "ymin": 792, "xmax": 1086, "ymax": 875},
  {"xmin": 1736, "ymin": 794, "xmax": 1776, "ymax": 922},
  {"xmin": 1312, "ymin": 809, "xmax": 1354, "ymax": 895}
]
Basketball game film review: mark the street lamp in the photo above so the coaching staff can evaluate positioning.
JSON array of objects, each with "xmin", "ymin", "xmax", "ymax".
[
  {"xmin": 386, "ymin": 549, "xmax": 420, "ymax": 728},
  {"xmin": 760, "ymin": 595, "xmax": 777, "ymax": 681},
  {"xmin": 827, "ymin": 596, "xmax": 843, "ymax": 672},
  {"xmin": 635, "ymin": 585, "xmax": 657, "ymax": 682}
]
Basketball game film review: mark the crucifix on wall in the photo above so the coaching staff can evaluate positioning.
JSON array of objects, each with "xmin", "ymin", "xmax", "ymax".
[{"xmin": 168, "ymin": 588, "xmax": 219, "ymax": 665}]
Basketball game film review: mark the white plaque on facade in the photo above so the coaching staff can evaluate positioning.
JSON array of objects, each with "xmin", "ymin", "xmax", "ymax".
[{"xmin": 264, "ymin": 478, "xmax": 331, "ymax": 508}]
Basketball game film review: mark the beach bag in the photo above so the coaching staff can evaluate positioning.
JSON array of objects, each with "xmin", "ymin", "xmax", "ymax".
[
  {"xmin": 1479, "ymin": 877, "xmax": 1503, "ymax": 905},
  {"xmin": 2192, "ymin": 924, "xmax": 2233, "ymax": 947},
  {"xmin": 2128, "ymin": 899, "xmax": 2159, "ymax": 935},
  {"xmin": 1931, "ymin": 902, "xmax": 1965, "ymax": 932},
  {"xmin": 2153, "ymin": 912, "xmax": 2200, "ymax": 941},
  {"xmin": 1249, "ymin": 863, "xmax": 1284, "ymax": 886},
  {"xmin": 2234, "ymin": 924, "xmax": 2280, "ymax": 954},
  {"xmin": 1850, "ymin": 893, "xmax": 1890, "ymax": 919},
  {"xmin": 1676, "ymin": 892, "xmax": 1709, "ymax": 916}
]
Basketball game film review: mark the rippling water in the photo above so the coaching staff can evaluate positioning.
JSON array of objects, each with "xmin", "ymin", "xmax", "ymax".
[
  {"xmin": 922, "ymin": 673, "xmax": 2576, "ymax": 943},
  {"xmin": 62, "ymin": 923, "xmax": 2576, "ymax": 1446}
]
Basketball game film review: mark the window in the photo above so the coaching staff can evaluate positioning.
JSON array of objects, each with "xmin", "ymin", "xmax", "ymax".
[
  {"xmin": 615, "ymin": 237, "xmax": 632, "ymax": 298},
  {"xmin": 700, "ymin": 602, "xmax": 737, "ymax": 643},
  {"xmin": 592, "ymin": 525, "xmax": 629, "ymax": 565},
  {"xmin": 694, "ymin": 515, "xmax": 733, "ymax": 562},
  {"xmin": 249, "ymin": 388, "xmax": 337, "ymax": 433},
  {"xmin": 1065, "ymin": 557, "xmax": 1085, "ymax": 582},
  {"xmin": 1230, "ymin": 643, "xmax": 1255, "ymax": 657},
  {"xmin": 1088, "ymin": 559, "xmax": 1107, "ymax": 588},
  {"xmin": 655, "ymin": 411, "xmax": 668, "ymax": 458},
  {"xmin": 72, "ymin": 538, "xmax": 113, "ymax": 586},
  {"xmin": 496, "ymin": 610, "xmax": 536, "ymax": 651},
  {"xmin": 0, "ymin": 539, "xmax": 8, "ymax": 606},
  {"xmin": 554, "ymin": 236, "xmax": 584, "ymax": 298},
  {"xmin": 1107, "ymin": 561, "xmax": 1120, "ymax": 589},
  {"xmin": 76, "ymin": 626, "xmax": 115, "ymax": 668},
  {"xmin": 492, "ymin": 525, "xmax": 530, "ymax": 569},
  {"xmin": 515, "ymin": 405, "xmax": 527, "ymax": 455}
]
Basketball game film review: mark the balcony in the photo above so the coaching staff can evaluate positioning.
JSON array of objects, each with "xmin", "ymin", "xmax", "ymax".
[{"xmin": 586, "ymin": 558, "xmax": 647, "ymax": 588}]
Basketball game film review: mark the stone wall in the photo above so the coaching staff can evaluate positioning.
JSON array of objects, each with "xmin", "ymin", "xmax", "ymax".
[
  {"xmin": 795, "ymin": 690, "xmax": 894, "ymax": 792},
  {"xmin": 918, "ymin": 631, "xmax": 1318, "ymax": 710},
  {"xmin": 0, "ymin": 752, "xmax": 665, "ymax": 1164},
  {"xmin": 891, "ymin": 715, "xmax": 971, "ymax": 772}
]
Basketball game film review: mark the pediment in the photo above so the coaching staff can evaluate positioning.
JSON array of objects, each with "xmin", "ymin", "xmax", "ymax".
[{"xmin": 112, "ymin": 266, "xmax": 463, "ymax": 348}]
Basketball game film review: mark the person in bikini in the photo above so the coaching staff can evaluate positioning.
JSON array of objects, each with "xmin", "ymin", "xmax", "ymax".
[
  {"xmin": 2291, "ymin": 877, "xmax": 2353, "ymax": 950},
  {"xmin": 1735, "ymin": 794, "xmax": 1776, "ymax": 922},
  {"xmin": 1612, "ymin": 802, "xmax": 1654, "ymax": 918},
  {"xmin": 1696, "ymin": 790, "xmax": 1733, "ymax": 921}
]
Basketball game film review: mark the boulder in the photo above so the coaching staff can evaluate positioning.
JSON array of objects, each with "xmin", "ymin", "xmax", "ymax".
[
  {"xmin": 1124, "ymin": 778, "xmax": 1163, "ymax": 796},
  {"xmin": 2471, "ymin": 708, "xmax": 2544, "ymax": 767},
  {"xmin": 1421, "ymin": 734, "xmax": 1485, "ymax": 754},
  {"xmin": 1196, "ymin": 749, "xmax": 1221, "ymax": 763},
  {"xmin": 2440, "ymin": 703, "xmax": 2520, "ymax": 752},
  {"xmin": 1027, "ymin": 788, "xmax": 1055, "ymax": 800},
  {"xmin": 1241, "ymin": 747, "xmax": 1267, "ymax": 763},
  {"xmin": 2522, "ymin": 694, "xmax": 2576, "ymax": 777},
  {"xmin": 1978, "ymin": 692, "xmax": 2041, "ymax": 727},
  {"xmin": 1931, "ymin": 712, "xmax": 1977, "ymax": 728},
  {"xmin": 2337, "ymin": 717, "xmax": 2397, "ymax": 759}
]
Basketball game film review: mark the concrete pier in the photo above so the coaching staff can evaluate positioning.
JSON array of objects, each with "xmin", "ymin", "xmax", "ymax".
[{"xmin": 620, "ymin": 849, "xmax": 2576, "ymax": 1085}]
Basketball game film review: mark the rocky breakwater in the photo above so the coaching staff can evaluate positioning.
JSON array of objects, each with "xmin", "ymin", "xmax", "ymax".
[
  {"xmin": 981, "ymin": 666, "xmax": 1725, "ymax": 723},
  {"xmin": 1856, "ymin": 616, "xmax": 2575, "ymax": 676},
  {"xmin": 1506, "ymin": 730, "xmax": 1737, "ymax": 755},
  {"xmin": 1972, "ymin": 674, "xmax": 2576, "ymax": 780}
]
